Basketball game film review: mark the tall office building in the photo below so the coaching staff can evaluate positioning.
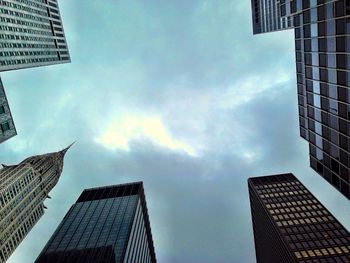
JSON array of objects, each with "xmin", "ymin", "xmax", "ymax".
[
  {"xmin": 250, "ymin": 0, "xmax": 294, "ymax": 34},
  {"xmin": 250, "ymin": 0, "xmax": 350, "ymax": 199},
  {"xmin": 0, "ymin": 144, "xmax": 72, "ymax": 263},
  {"xmin": 249, "ymin": 173, "xmax": 350, "ymax": 262},
  {"xmin": 35, "ymin": 182, "xmax": 157, "ymax": 263},
  {"xmin": 0, "ymin": 0, "xmax": 70, "ymax": 72},
  {"xmin": 0, "ymin": 77, "xmax": 16, "ymax": 144}
]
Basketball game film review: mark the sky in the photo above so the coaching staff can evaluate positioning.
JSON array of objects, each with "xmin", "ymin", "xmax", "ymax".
[{"xmin": 1, "ymin": 1, "xmax": 350, "ymax": 262}]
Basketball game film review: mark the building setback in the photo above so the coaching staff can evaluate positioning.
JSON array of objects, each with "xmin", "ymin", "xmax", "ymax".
[
  {"xmin": 0, "ymin": 144, "xmax": 72, "ymax": 263},
  {"xmin": 250, "ymin": 0, "xmax": 294, "ymax": 34},
  {"xmin": 0, "ymin": 0, "xmax": 70, "ymax": 72},
  {"xmin": 248, "ymin": 173, "xmax": 350, "ymax": 263},
  {"xmin": 0, "ymin": 76, "xmax": 16, "ymax": 143},
  {"xmin": 250, "ymin": 0, "xmax": 350, "ymax": 200},
  {"xmin": 35, "ymin": 182, "xmax": 157, "ymax": 263}
]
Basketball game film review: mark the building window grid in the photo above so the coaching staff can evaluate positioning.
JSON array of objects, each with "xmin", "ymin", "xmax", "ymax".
[
  {"xmin": 254, "ymin": 177, "xmax": 350, "ymax": 261},
  {"xmin": 43, "ymin": 194, "xmax": 139, "ymax": 263},
  {"xmin": 296, "ymin": 6, "xmax": 349, "ymax": 197},
  {"xmin": 0, "ymin": 150, "xmax": 67, "ymax": 262},
  {"xmin": 0, "ymin": 0, "xmax": 69, "ymax": 72}
]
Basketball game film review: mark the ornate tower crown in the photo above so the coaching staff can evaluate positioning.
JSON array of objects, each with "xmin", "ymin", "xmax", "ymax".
[{"xmin": 0, "ymin": 142, "xmax": 75, "ymax": 263}]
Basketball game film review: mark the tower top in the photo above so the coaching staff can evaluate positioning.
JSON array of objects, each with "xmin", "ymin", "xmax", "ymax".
[{"xmin": 59, "ymin": 141, "xmax": 76, "ymax": 156}]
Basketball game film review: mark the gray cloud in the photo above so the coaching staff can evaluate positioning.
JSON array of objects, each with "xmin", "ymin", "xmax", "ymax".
[{"xmin": 2, "ymin": 1, "xmax": 350, "ymax": 263}]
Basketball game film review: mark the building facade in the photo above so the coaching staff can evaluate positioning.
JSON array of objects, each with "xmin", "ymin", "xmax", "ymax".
[
  {"xmin": 250, "ymin": 0, "xmax": 350, "ymax": 200},
  {"xmin": 295, "ymin": 1, "xmax": 350, "ymax": 200},
  {"xmin": 250, "ymin": 0, "xmax": 293, "ymax": 34},
  {"xmin": 0, "ymin": 0, "xmax": 70, "ymax": 72},
  {"xmin": 35, "ymin": 182, "xmax": 157, "ymax": 263},
  {"xmin": 0, "ymin": 144, "xmax": 72, "ymax": 263},
  {"xmin": 249, "ymin": 173, "xmax": 350, "ymax": 263},
  {"xmin": 0, "ymin": 77, "xmax": 16, "ymax": 144}
]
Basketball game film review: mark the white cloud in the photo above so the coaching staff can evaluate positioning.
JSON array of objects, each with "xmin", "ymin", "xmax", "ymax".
[
  {"xmin": 219, "ymin": 70, "xmax": 291, "ymax": 109},
  {"xmin": 94, "ymin": 114, "xmax": 197, "ymax": 156}
]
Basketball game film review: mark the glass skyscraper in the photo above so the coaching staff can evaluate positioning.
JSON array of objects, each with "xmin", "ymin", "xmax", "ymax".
[
  {"xmin": 0, "ymin": 0, "xmax": 70, "ymax": 72},
  {"xmin": 250, "ymin": 0, "xmax": 294, "ymax": 34},
  {"xmin": 35, "ymin": 182, "xmax": 157, "ymax": 263},
  {"xmin": 250, "ymin": 0, "xmax": 350, "ymax": 200},
  {"xmin": 0, "ymin": 144, "xmax": 72, "ymax": 263},
  {"xmin": 249, "ymin": 173, "xmax": 350, "ymax": 262},
  {"xmin": 0, "ymin": 76, "xmax": 16, "ymax": 144}
]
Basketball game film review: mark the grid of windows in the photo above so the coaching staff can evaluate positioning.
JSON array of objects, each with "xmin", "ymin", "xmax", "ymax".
[
  {"xmin": 35, "ymin": 182, "xmax": 157, "ymax": 263},
  {"xmin": 251, "ymin": 0, "xmax": 294, "ymax": 34},
  {"xmin": 0, "ymin": 0, "xmax": 70, "ymax": 72},
  {"xmin": 251, "ymin": 0, "xmax": 350, "ymax": 200},
  {"xmin": 0, "ymin": 77, "xmax": 16, "ymax": 144},
  {"xmin": 0, "ymin": 146, "xmax": 71, "ymax": 263},
  {"xmin": 292, "ymin": 0, "xmax": 350, "ymax": 199},
  {"xmin": 249, "ymin": 173, "xmax": 350, "ymax": 262}
]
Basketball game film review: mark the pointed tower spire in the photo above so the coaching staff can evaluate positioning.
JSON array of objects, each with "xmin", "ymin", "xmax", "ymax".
[{"xmin": 60, "ymin": 141, "xmax": 76, "ymax": 156}]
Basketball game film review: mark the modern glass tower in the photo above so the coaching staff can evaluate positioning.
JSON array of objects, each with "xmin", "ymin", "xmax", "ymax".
[
  {"xmin": 35, "ymin": 182, "xmax": 157, "ymax": 263},
  {"xmin": 249, "ymin": 173, "xmax": 350, "ymax": 263},
  {"xmin": 0, "ymin": 0, "xmax": 70, "ymax": 72},
  {"xmin": 250, "ymin": 0, "xmax": 294, "ymax": 34},
  {"xmin": 250, "ymin": 0, "xmax": 350, "ymax": 199},
  {"xmin": 0, "ymin": 144, "xmax": 72, "ymax": 263},
  {"xmin": 0, "ymin": 76, "xmax": 16, "ymax": 144}
]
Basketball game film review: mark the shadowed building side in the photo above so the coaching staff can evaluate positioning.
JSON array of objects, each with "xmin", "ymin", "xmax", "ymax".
[
  {"xmin": 33, "ymin": 246, "xmax": 117, "ymax": 263},
  {"xmin": 251, "ymin": 0, "xmax": 350, "ymax": 200},
  {"xmin": 249, "ymin": 173, "xmax": 350, "ymax": 263},
  {"xmin": 0, "ymin": 76, "xmax": 16, "ymax": 144},
  {"xmin": 35, "ymin": 182, "xmax": 156, "ymax": 263}
]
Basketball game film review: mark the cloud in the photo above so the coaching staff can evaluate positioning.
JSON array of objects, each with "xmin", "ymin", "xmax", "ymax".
[
  {"xmin": 3, "ymin": 1, "xmax": 350, "ymax": 263},
  {"xmin": 219, "ymin": 70, "xmax": 291, "ymax": 109},
  {"xmin": 94, "ymin": 114, "xmax": 198, "ymax": 156}
]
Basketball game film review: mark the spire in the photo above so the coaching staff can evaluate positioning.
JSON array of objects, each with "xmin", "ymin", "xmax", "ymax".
[{"xmin": 60, "ymin": 141, "xmax": 76, "ymax": 156}]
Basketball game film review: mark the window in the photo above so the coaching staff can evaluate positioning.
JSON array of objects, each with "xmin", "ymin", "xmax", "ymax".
[
  {"xmin": 336, "ymin": 18, "xmax": 345, "ymax": 35},
  {"xmin": 313, "ymin": 94, "xmax": 321, "ymax": 108},
  {"xmin": 0, "ymin": 122, "xmax": 10, "ymax": 133},
  {"xmin": 312, "ymin": 53, "xmax": 319, "ymax": 66},
  {"xmin": 311, "ymin": 23, "xmax": 317, "ymax": 37},
  {"xmin": 0, "ymin": 105, "xmax": 5, "ymax": 114},
  {"xmin": 328, "ymin": 54, "xmax": 336, "ymax": 68},
  {"xmin": 326, "ymin": 20, "xmax": 335, "ymax": 36},
  {"xmin": 337, "ymin": 87, "xmax": 347, "ymax": 102},
  {"xmin": 310, "ymin": 8, "xmax": 317, "ymax": 23},
  {"xmin": 318, "ymin": 22, "xmax": 326, "ymax": 37},
  {"xmin": 325, "ymin": 3, "xmax": 334, "ymax": 19},
  {"xmin": 328, "ymin": 69, "xmax": 337, "ymax": 84},
  {"xmin": 328, "ymin": 37, "xmax": 336, "ymax": 52},
  {"xmin": 313, "ymin": 81, "xmax": 320, "ymax": 94}
]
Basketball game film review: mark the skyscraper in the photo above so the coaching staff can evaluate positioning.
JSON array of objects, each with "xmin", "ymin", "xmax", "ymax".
[
  {"xmin": 35, "ymin": 182, "xmax": 157, "ymax": 263},
  {"xmin": 0, "ymin": 144, "xmax": 72, "ymax": 263},
  {"xmin": 249, "ymin": 173, "xmax": 350, "ymax": 263},
  {"xmin": 0, "ymin": 76, "xmax": 16, "ymax": 144},
  {"xmin": 250, "ymin": 0, "xmax": 293, "ymax": 34},
  {"xmin": 0, "ymin": 0, "xmax": 70, "ymax": 72},
  {"xmin": 250, "ymin": 0, "xmax": 350, "ymax": 199}
]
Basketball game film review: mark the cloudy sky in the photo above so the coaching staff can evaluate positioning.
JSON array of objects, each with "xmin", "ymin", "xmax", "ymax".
[{"xmin": 2, "ymin": 1, "xmax": 350, "ymax": 262}]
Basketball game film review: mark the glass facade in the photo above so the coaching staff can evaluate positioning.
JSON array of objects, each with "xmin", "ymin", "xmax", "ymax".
[
  {"xmin": 251, "ymin": 0, "xmax": 350, "ymax": 200},
  {"xmin": 249, "ymin": 173, "xmax": 350, "ymax": 262},
  {"xmin": 35, "ymin": 182, "xmax": 157, "ymax": 263},
  {"xmin": 294, "ymin": 1, "xmax": 350, "ymax": 200},
  {"xmin": 251, "ymin": 0, "xmax": 294, "ymax": 34},
  {"xmin": 0, "ymin": 0, "xmax": 70, "ymax": 72},
  {"xmin": 0, "ymin": 76, "xmax": 16, "ymax": 143},
  {"xmin": 0, "ymin": 145, "xmax": 71, "ymax": 263}
]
